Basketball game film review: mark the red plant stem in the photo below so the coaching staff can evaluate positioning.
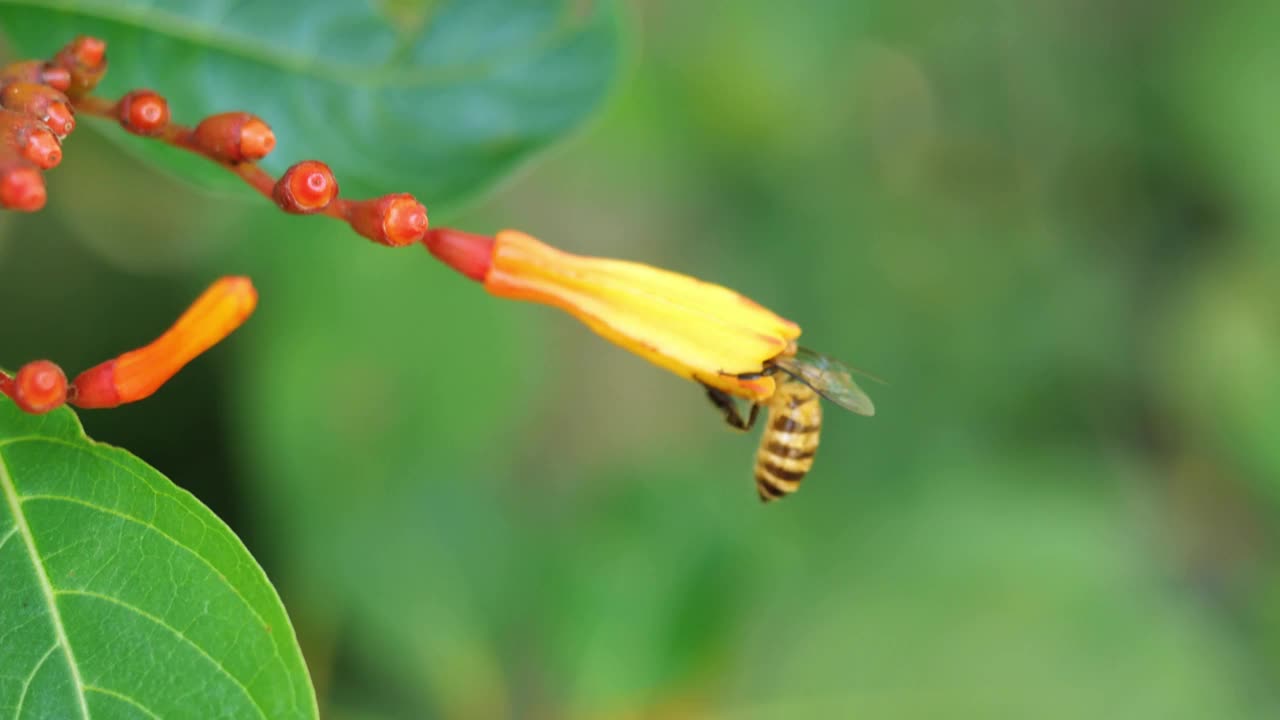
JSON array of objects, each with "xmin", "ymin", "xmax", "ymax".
[{"xmin": 73, "ymin": 94, "xmax": 355, "ymax": 223}]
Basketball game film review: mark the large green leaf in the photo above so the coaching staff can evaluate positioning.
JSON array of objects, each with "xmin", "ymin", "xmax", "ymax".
[
  {"xmin": 0, "ymin": 0, "xmax": 621, "ymax": 215},
  {"xmin": 0, "ymin": 396, "xmax": 316, "ymax": 718}
]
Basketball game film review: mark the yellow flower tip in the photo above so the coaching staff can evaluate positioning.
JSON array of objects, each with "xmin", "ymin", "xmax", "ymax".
[{"xmin": 484, "ymin": 230, "xmax": 800, "ymax": 402}]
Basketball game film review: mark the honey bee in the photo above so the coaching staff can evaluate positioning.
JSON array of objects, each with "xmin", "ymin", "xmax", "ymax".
[{"xmin": 705, "ymin": 347, "xmax": 876, "ymax": 502}]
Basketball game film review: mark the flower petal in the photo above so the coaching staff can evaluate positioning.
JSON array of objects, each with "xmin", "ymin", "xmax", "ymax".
[{"xmin": 484, "ymin": 230, "xmax": 799, "ymax": 402}]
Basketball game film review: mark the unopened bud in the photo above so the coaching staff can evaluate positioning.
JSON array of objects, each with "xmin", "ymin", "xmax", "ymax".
[
  {"xmin": 40, "ymin": 66, "xmax": 71, "ymax": 92},
  {"xmin": 43, "ymin": 101, "xmax": 75, "ymax": 138},
  {"xmin": 0, "ymin": 159, "xmax": 46, "ymax": 211},
  {"xmin": 1, "ymin": 109, "xmax": 62, "ymax": 169},
  {"xmin": 0, "ymin": 82, "xmax": 74, "ymax": 137},
  {"xmin": 22, "ymin": 128, "xmax": 60, "ymax": 169},
  {"xmin": 273, "ymin": 160, "xmax": 337, "ymax": 213},
  {"xmin": 11, "ymin": 360, "xmax": 67, "ymax": 414},
  {"xmin": 117, "ymin": 90, "xmax": 170, "ymax": 136},
  {"xmin": 0, "ymin": 61, "xmax": 60, "ymax": 91},
  {"xmin": 346, "ymin": 193, "xmax": 429, "ymax": 247},
  {"xmin": 52, "ymin": 36, "xmax": 108, "ymax": 98},
  {"xmin": 191, "ymin": 112, "xmax": 275, "ymax": 163}
]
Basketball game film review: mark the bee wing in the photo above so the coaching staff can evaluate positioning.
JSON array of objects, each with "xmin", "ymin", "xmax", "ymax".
[{"xmin": 771, "ymin": 346, "xmax": 876, "ymax": 416}]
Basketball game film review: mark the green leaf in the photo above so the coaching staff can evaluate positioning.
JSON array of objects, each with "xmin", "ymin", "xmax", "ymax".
[
  {"xmin": 0, "ymin": 396, "xmax": 316, "ymax": 718},
  {"xmin": 0, "ymin": 0, "xmax": 621, "ymax": 215}
]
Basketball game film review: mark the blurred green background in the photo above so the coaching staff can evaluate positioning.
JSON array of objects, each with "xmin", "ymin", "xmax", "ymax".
[{"xmin": 4, "ymin": 0, "xmax": 1280, "ymax": 717}]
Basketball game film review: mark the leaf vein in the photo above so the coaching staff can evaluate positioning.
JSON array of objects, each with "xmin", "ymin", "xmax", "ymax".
[
  {"xmin": 0, "ymin": 525, "xmax": 18, "ymax": 553},
  {"xmin": 13, "ymin": 643, "xmax": 59, "ymax": 720},
  {"xmin": 0, "ymin": 415, "xmax": 315, "ymax": 716},
  {"xmin": 21, "ymin": 493, "xmax": 274, "ymax": 630},
  {"xmin": 0, "ymin": 435, "xmax": 46, "ymax": 449},
  {"xmin": 6, "ymin": 433, "xmax": 299, "ymax": 711},
  {"xmin": 83, "ymin": 685, "xmax": 162, "ymax": 719},
  {"xmin": 0, "ymin": 450, "xmax": 89, "ymax": 719},
  {"xmin": 57, "ymin": 589, "xmax": 268, "ymax": 720},
  {"xmin": 0, "ymin": 614, "xmax": 49, "ymax": 649}
]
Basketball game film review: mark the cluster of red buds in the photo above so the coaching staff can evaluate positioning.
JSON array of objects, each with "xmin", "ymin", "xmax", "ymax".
[
  {"xmin": 1, "ymin": 36, "xmax": 439, "ymax": 414},
  {"xmin": 1, "ymin": 35, "xmax": 429, "ymax": 247},
  {"xmin": 0, "ymin": 36, "xmax": 90, "ymax": 210}
]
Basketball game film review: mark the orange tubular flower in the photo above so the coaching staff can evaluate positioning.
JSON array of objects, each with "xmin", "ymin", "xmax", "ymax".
[
  {"xmin": 72, "ymin": 276, "xmax": 258, "ymax": 408},
  {"xmin": 425, "ymin": 229, "xmax": 800, "ymax": 402}
]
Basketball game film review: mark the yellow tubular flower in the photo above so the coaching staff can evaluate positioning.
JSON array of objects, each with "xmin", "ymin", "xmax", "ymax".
[{"xmin": 423, "ymin": 228, "xmax": 801, "ymax": 402}]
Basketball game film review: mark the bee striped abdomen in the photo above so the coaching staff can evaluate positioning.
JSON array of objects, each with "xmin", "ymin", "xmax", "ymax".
[{"xmin": 754, "ymin": 380, "xmax": 822, "ymax": 502}]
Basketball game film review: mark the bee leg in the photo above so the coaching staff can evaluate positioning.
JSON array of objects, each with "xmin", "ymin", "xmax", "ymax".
[
  {"xmin": 734, "ymin": 365, "xmax": 780, "ymax": 381},
  {"xmin": 703, "ymin": 385, "xmax": 759, "ymax": 431}
]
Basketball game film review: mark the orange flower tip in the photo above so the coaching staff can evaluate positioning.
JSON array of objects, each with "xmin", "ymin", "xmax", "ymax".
[
  {"xmin": 70, "ymin": 361, "xmax": 120, "ymax": 409},
  {"xmin": 0, "ymin": 162, "xmax": 47, "ymax": 212},
  {"xmin": 40, "ymin": 66, "xmax": 72, "ymax": 92},
  {"xmin": 273, "ymin": 160, "xmax": 337, "ymax": 213},
  {"xmin": 117, "ymin": 90, "xmax": 170, "ymax": 136},
  {"xmin": 22, "ymin": 126, "xmax": 61, "ymax": 169},
  {"xmin": 13, "ymin": 360, "xmax": 67, "ymax": 414},
  {"xmin": 238, "ymin": 118, "xmax": 275, "ymax": 161},
  {"xmin": 0, "ymin": 370, "xmax": 12, "ymax": 397},
  {"xmin": 215, "ymin": 275, "xmax": 259, "ymax": 314},
  {"xmin": 422, "ymin": 228, "xmax": 494, "ymax": 282}
]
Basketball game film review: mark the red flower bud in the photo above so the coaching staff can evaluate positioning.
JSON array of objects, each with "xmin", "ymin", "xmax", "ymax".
[
  {"xmin": 345, "ymin": 193, "xmax": 429, "ymax": 247},
  {"xmin": 1, "ymin": 109, "xmax": 62, "ymax": 169},
  {"xmin": 22, "ymin": 128, "xmax": 60, "ymax": 169},
  {"xmin": 43, "ymin": 101, "xmax": 75, "ymax": 138},
  {"xmin": 41, "ymin": 66, "xmax": 71, "ymax": 92},
  {"xmin": 11, "ymin": 360, "xmax": 67, "ymax": 414},
  {"xmin": 70, "ymin": 36, "xmax": 106, "ymax": 68},
  {"xmin": 117, "ymin": 90, "xmax": 170, "ymax": 136},
  {"xmin": 273, "ymin": 160, "xmax": 337, "ymax": 213},
  {"xmin": 238, "ymin": 118, "xmax": 275, "ymax": 160},
  {"xmin": 52, "ymin": 36, "xmax": 108, "ymax": 98},
  {"xmin": 0, "ymin": 61, "xmax": 71, "ymax": 94},
  {"xmin": 0, "ymin": 159, "xmax": 46, "ymax": 211},
  {"xmin": 422, "ymin": 228, "xmax": 494, "ymax": 282},
  {"xmin": 0, "ymin": 82, "xmax": 74, "ymax": 137},
  {"xmin": 191, "ymin": 112, "xmax": 275, "ymax": 163}
]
